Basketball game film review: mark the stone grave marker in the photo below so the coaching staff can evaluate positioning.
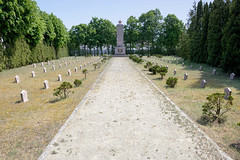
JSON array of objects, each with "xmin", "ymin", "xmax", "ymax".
[
  {"xmin": 199, "ymin": 66, "xmax": 202, "ymax": 71},
  {"xmin": 80, "ymin": 65, "xmax": 82, "ymax": 69},
  {"xmin": 224, "ymin": 87, "xmax": 232, "ymax": 100},
  {"xmin": 182, "ymin": 63, "xmax": 184, "ymax": 67},
  {"xmin": 43, "ymin": 67, "xmax": 47, "ymax": 73},
  {"xmin": 52, "ymin": 61, "xmax": 55, "ymax": 65},
  {"xmin": 230, "ymin": 73, "xmax": 235, "ymax": 80},
  {"xmin": 44, "ymin": 80, "xmax": 49, "ymax": 89},
  {"xmin": 21, "ymin": 90, "xmax": 28, "ymax": 103},
  {"xmin": 58, "ymin": 74, "xmax": 62, "ymax": 81},
  {"xmin": 201, "ymin": 79, "xmax": 206, "ymax": 88},
  {"xmin": 33, "ymin": 63, "xmax": 36, "ymax": 68},
  {"xmin": 166, "ymin": 65, "xmax": 168, "ymax": 70},
  {"xmin": 41, "ymin": 62, "xmax": 44, "ymax": 67},
  {"xmin": 59, "ymin": 64, "xmax": 62, "ymax": 68},
  {"xmin": 184, "ymin": 73, "xmax": 188, "ymax": 80},
  {"xmin": 174, "ymin": 69, "xmax": 176, "ymax": 75},
  {"xmin": 47, "ymin": 61, "xmax": 50, "ymax": 65},
  {"xmin": 15, "ymin": 75, "xmax": 20, "ymax": 83},
  {"xmin": 190, "ymin": 65, "xmax": 193, "ymax": 69},
  {"xmin": 68, "ymin": 69, "xmax": 71, "ymax": 76},
  {"xmin": 65, "ymin": 62, "xmax": 67, "ymax": 66},
  {"xmin": 212, "ymin": 69, "xmax": 216, "ymax": 75},
  {"xmin": 69, "ymin": 61, "xmax": 71, "ymax": 65},
  {"xmin": 31, "ymin": 71, "xmax": 35, "ymax": 77},
  {"xmin": 75, "ymin": 67, "xmax": 78, "ymax": 72},
  {"xmin": 52, "ymin": 65, "xmax": 55, "ymax": 70}
]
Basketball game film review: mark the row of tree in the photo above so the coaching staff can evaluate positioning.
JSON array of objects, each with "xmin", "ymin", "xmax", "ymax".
[
  {"xmin": 68, "ymin": 18, "xmax": 116, "ymax": 56},
  {"xmin": 0, "ymin": 0, "xmax": 69, "ymax": 71},
  {"xmin": 177, "ymin": 0, "xmax": 240, "ymax": 75},
  {"xmin": 124, "ymin": 9, "xmax": 184, "ymax": 55}
]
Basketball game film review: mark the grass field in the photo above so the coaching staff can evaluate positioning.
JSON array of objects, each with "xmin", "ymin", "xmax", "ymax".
[
  {"xmin": 0, "ymin": 56, "xmax": 110, "ymax": 159},
  {"xmin": 132, "ymin": 56, "xmax": 240, "ymax": 159}
]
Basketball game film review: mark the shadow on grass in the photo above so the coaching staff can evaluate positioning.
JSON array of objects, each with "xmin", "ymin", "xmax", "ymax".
[
  {"xmin": 15, "ymin": 100, "xmax": 22, "ymax": 104},
  {"xmin": 229, "ymin": 142, "xmax": 240, "ymax": 153},
  {"xmin": 48, "ymin": 98, "xmax": 62, "ymax": 103},
  {"xmin": 153, "ymin": 77, "xmax": 164, "ymax": 81}
]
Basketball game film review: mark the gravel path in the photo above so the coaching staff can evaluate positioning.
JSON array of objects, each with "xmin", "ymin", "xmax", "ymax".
[{"xmin": 40, "ymin": 58, "xmax": 231, "ymax": 160}]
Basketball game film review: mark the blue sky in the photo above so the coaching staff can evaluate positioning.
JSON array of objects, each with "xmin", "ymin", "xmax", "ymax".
[{"xmin": 35, "ymin": 0, "xmax": 213, "ymax": 30}]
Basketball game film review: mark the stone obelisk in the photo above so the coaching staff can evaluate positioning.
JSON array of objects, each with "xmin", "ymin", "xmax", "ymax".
[{"xmin": 115, "ymin": 20, "xmax": 126, "ymax": 56}]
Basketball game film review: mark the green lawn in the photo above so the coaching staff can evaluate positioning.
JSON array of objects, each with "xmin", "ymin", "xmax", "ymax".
[
  {"xmin": 0, "ymin": 56, "xmax": 110, "ymax": 159},
  {"xmin": 134, "ymin": 56, "xmax": 240, "ymax": 159}
]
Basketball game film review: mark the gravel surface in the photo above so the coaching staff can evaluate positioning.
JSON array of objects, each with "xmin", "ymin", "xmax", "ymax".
[{"xmin": 40, "ymin": 58, "xmax": 231, "ymax": 160}]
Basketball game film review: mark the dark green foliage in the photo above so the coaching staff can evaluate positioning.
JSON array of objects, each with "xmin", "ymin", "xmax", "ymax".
[
  {"xmin": 166, "ymin": 77, "xmax": 178, "ymax": 87},
  {"xmin": 93, "ymin": 63, "xmax": 101, "ymax": 70},
  {"xmin": 31, "ymin": 42, "xmax": 56, "ymax": 63},
  {"xmin": 177, "ymin": 32, "xmax": 191, "ymax": 60},
  {"xmin": 74, "ymin": 79, "xmax": 82, "ymax": 87},
  {"xmin": 53, "ymin": 82, "xmax": 73, "ymax": 99},
  {"xmin": 237, "ymin": 122, "xmax": 240, "ymax": 126},
  {"xmin": 149, "ymin": 65, "xmax": 160, "ymax": 75},
  {"xmin": 207, "ymin": 0, "xmax": 228, "ymax": 66},
  {"xmin": 144, "ymin": 62, "xmax": 153, "ymax": 69},
  {"xmin": 129, "ymin": 55, "xmax": 143, "ymax": 64},
  {"xmin": 222, "ymin": 0, "xmax": 240, "ymax": 75},
  {"xmin": 157, "ymin": 66, "xmax": 168, "ymax": 79},
  {"xmin": 155, "ymin": 55, "xmax": 163, "ymax": 58},
  {"xmin": 6, "ymin": 38, "xmax": 31, "ymax": 68},
  {"xmin": 82, "ymin": 69, "xmax": 88, "ymax": 79},
  {"xmin": 162, "ymin": 14, "xmax": 184, "ymax": 55},
  {"xmin": 201, "ymin": 93, "xmax": 233, "ymax": 123}
]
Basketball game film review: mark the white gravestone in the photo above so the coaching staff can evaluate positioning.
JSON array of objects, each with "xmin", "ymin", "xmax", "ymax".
[
  {"xmin": 201, "ymin": 79, "xmax": 206, "ymax": 88},
  {"xmin": 199, "ymin": 66, "xmax": 202, "ymax": 71},
  {"xmin": 58, "ymin": 74, "xmax": 62, "ymax": 81},
  {"xmin": 69, "ymin": 61, "xmax": 71, "ymax": 65},
  {"xmin": 212, "ymin": 69, "xmax": 216, "ymax": 75},
  {"xmin": 33, "ymin": 63, "xmax": 36, "ymax": 68},
  {"xmin": 44, "ymin": 80, "xmax": 49, "ymax": 89},
  {"xmin": 174, "ymin": 69, "xmax": 177, "ymax": 75},
  {"xmin": 75, "ymin": 67, "xmax": 78, "ymax": 72},
  {"xmin": 43, "ymin": 67, "xmax": 47, "ymax": 73},
  {"xmin": 21, "ymin": 90, "xmax": 28, "ymax": 103},
  {"xmin": 52, "ymin": 61, "xmax": 55, "ymax": 65},
  {"xmin": 184, "ymin": 73, "xmax": 188, "ymax": 80},
  {"xmin": 80, "ymin": 65, "xmax": 82, "ymax": 69},
  {"xmin": 31, "ymin": 71, "xmax": 35, "ymax": 77},
  {"xmin": 224, "ymin": 88, "xmax": 232, "ymax": 100},
  {"xmin": 230, "ymin": 73, "xmax": 235, "ymax": 80},
  {"xmin": 182, "ymin": 63, "xmax": 184, "ymax": 67},
  {"xmin": 59, "ymin": 64, "xmax": 62, "ymax": 68},
  {"xmin": 15, "ymin": 75, "xmax": 20, "ymax": 83},
  {"xmin": 65, "ymin": 62, "xmax": 67, "ymax": 66},
  {"xmin": 41, "ymin": 62, "xmax": 44, "ymax": 67},
  {"xmin": 68, "ymin": 69, "xmax": 71, "ymax": 76},
  {"xmin": 52, "ymin": 65, "xmax": 55, "ymax": 70},
  {"xmin": 47, "ymin": 61, "xmax": 50, "ymax": 65}
]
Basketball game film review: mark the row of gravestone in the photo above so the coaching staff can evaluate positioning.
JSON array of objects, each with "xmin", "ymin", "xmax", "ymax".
[
  {"xmin": 151, "ymin": 57, "xmax": 236, "ymax": 80},
  {"xmin": 144, "ymin": 57, "xmax": 233, "ymax": 100},
  {"xmin": 18, "ymin": 58, "xmax": 102, "ymax": 103}
]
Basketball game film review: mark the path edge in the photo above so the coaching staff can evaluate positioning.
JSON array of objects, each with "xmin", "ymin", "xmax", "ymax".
[
  {"xmin": 134, "ymin": 63, "xmax": 233, "ymax": 160},
  {"xmin": 38, "ymin": 62, "xmax": 111, "ymax": 160}
]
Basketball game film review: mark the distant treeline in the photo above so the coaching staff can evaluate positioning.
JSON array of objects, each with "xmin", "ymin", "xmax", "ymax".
[
  {"xmin": 68, "ymin": 18, "xmax": 116, "ymax": 56},
  {"xmin": 177, "ymin": 0, "xmax": 240, "ymax": 75},
  {"xmin": 0, "ymin": 0, "xmax": 69, "ymax": 71}
]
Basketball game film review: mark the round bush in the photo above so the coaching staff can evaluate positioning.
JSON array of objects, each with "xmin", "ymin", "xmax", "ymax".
[{"xmin": 166, "ymin": 77, "xmax": 178, "ymax": 88}]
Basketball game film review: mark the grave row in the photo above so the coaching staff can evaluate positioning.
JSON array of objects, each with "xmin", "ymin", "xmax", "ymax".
[{"xmin": 18, "ymin": 57, "xmax": 103, "ymax": 103}]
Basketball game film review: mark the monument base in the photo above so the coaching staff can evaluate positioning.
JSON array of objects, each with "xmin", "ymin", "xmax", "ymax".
[{"xmin": 114, "ymin": 46, "xmax": 127, "ymax": 57}]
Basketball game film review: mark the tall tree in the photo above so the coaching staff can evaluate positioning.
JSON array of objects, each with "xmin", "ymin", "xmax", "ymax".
[
  {"xmin": 162, "ymin": 14, "xmax": 184, "ymax": 55},
  {"xmin": 207, "ymin": 0, "xmax": 228, "ymax": 66},
  {"xmin": 222, "ymin": 0, "xmax": 240, "ymax": 74},
  {"xmin": 124, "ymin": 16, "xmax": 139, "ymax": 53},
  {"xmin": 199, "ymin": 2, "xmax": 210, "ymax": 63}
]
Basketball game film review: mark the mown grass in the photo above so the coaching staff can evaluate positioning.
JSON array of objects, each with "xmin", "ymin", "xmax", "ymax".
[
  {"xmin": 0, "ymin": 56, "xmax": 110, "ymax": 159},
  {"xmin": 134, "ymin": 56, "xmax": 240, "ymax": 159}
]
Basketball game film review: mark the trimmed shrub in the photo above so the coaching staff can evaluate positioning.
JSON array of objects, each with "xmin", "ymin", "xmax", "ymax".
[
  {"xmin": 149, "ymin": 65, "xmax": 160, "ymax": 75},
  {"xmin": 158, "ymin": 66, "xmax": 168, "ymax": 79},
  {"xmin": 53, "ymin": 82, "xmax": 73, "ymax": 99},
  {"xmin": 74, "ymin": 79, "xmax": 82, "ymax": 87},
  {"xmin": 82, "ymin": 69, "xmax": 88, "ymax": 79},
  {"xmin": 166, "ymin": 77, "xmax": 178, "ymax": 87},
  {"xmin": 201, "ymin": 93, "xmax": 233, "ymax": 123}
]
